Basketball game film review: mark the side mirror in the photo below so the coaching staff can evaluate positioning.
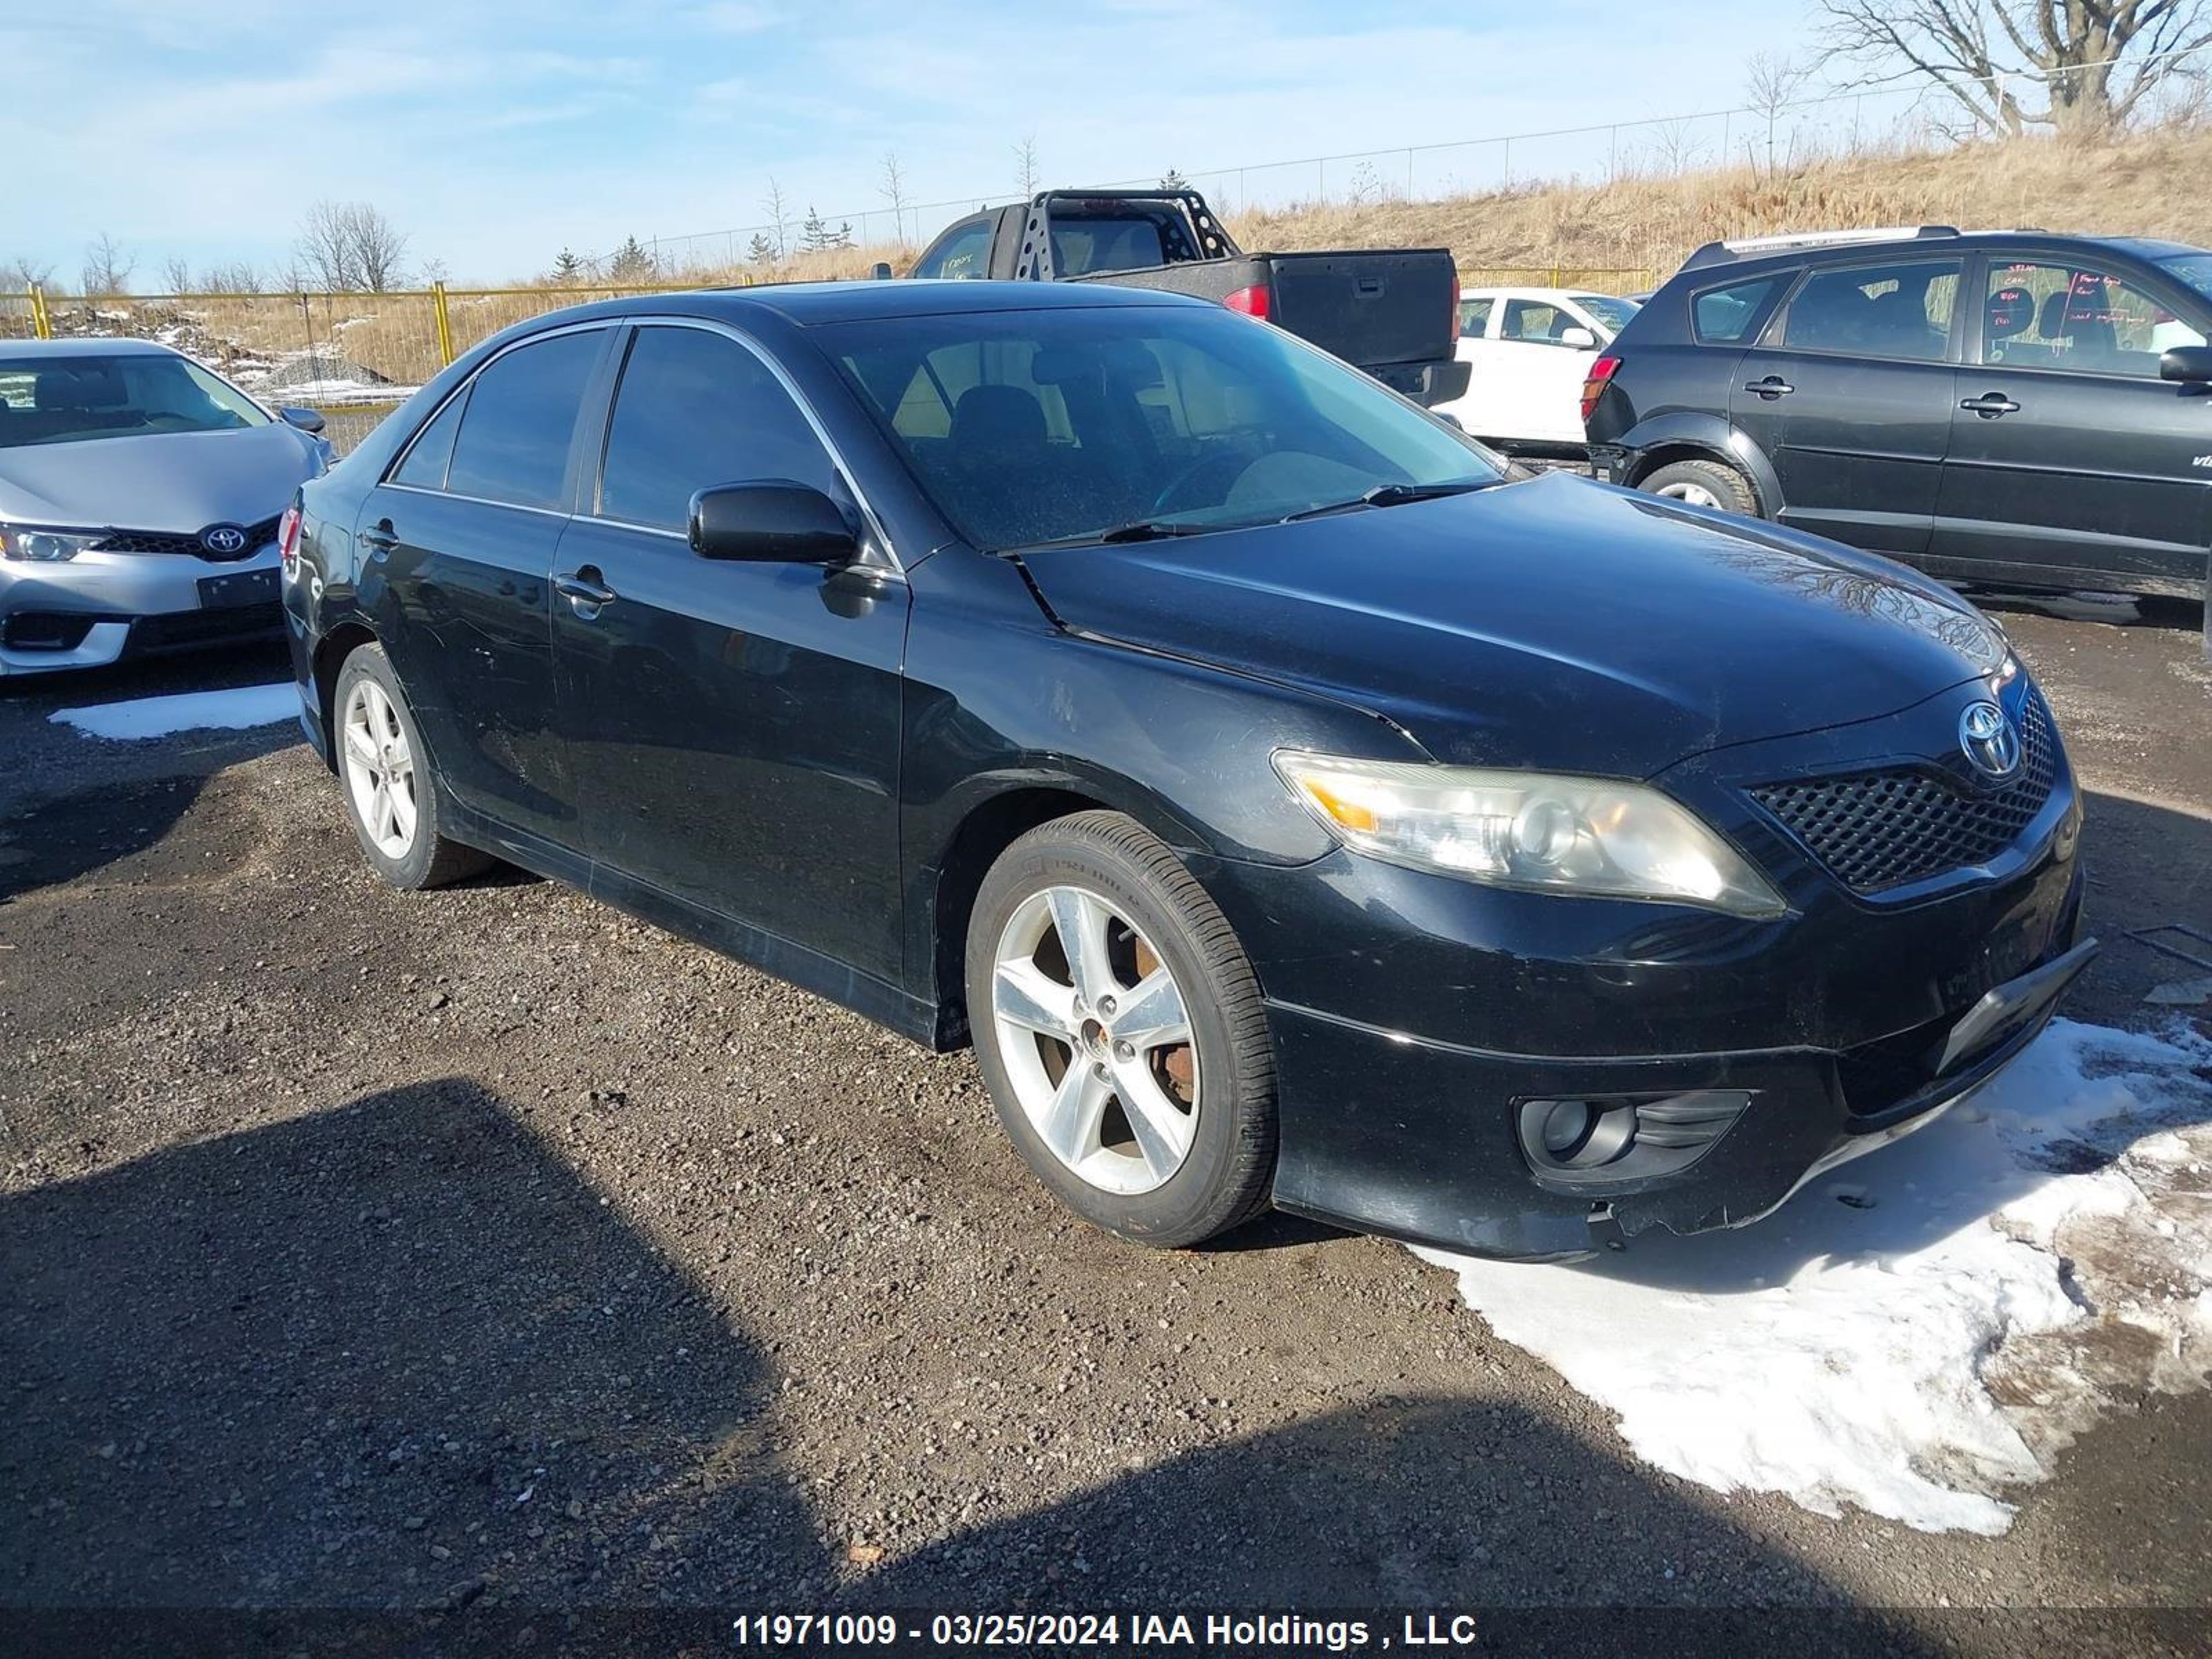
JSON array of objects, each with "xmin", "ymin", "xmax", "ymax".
[
  {"xmin": 2160, "ymin": 344, "xmax": 2212, "ymax": 384},
  {"xmin": 1559, "ymin": 326, "xmax": 1598, "ymax": 350},
  {"xmin": 870, "ymin": 261, "xmax": 895, "ymax": 281},
  {"xmin": 279, "ymin": 406, "xmax": 327, "ymax": 434},
  {"xmin": 688, "ymin": 481, "xmax": 858, "ymax": 565}
]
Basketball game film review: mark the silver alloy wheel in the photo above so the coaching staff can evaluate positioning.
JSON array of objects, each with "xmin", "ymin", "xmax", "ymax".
[
  {"xmin": 340, "ymin": 679, "xmax": 419, "ymax": 861},
  {"xmin": 990, "ymin": 883, "xmax": 1199, "ymax": 1196},
  {"xmin": 1654, "ymin": 479, "xmax": 1722, "ymax": 508}
]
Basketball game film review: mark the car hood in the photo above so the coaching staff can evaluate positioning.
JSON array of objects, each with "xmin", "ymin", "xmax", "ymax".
[
  {"xmin": 1016, "ymin": 473, "xmax": 2005, "ymax": 777},
  {"xmin": 0, "ymin": 423, "xmax": 322, "ymax": 532}
]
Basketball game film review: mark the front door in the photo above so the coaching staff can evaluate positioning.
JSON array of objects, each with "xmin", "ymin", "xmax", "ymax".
[
  {"xmin": 1931, "ymin": 254, "xmax": 2212, "ymax": 590},
  {"xmin": 552, "ymin": 321, "xmax": 911, "ymax": 986},
  {"xmin": 1728, "ymin": 255, "xmax": 1965, "ymax": 556},
  {"xmin": 364, "ymin": 325, "xmax": 612, "ymax": 851}
]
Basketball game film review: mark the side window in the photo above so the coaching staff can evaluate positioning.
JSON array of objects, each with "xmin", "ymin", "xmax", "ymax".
[
  {"xmin": 392, "ymin": 390, "xmax": 466, "ymax": 489},
  {"xmin": 1458, "ymin": 296, "xmax": 1493, "ymax": 337},
  {"xmin": 910, "ymin": 217, "xmax": 992, "ymax": 281},
  {"xmin": 445, "ymin": 330, "xmax": 605, "ymax": 510},
  {"xmin": 1693, "ymin": 277, "xmax": 1781, "ymax": 344},
  {"xmin": 1981, "ymin": 260, "xmax": 2206, "ymax": 376},
  {"xmin": 1500, "ymin": 299, "xmax": 1570, "ymax": 344},
  {"xmin": 1776, "ymin": 260, "xmax": 1960, "ymax": 362},
  {"xmin": 598, "ymin": 327, "xmax": 841, "ymax": 532}
]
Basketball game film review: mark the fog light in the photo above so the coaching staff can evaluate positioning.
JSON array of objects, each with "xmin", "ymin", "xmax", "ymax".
[{"xmin": 1519, "ymin": 1097, "xmax": 1638, "ymax": 1171}]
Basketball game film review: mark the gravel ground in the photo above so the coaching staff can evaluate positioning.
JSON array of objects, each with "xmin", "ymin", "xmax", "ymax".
[{"xmin": 1, "ymin": 599, "xmax": 2207, "ymax": 1655}]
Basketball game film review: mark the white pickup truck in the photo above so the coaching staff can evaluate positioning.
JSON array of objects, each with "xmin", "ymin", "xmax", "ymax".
[{"xmin": 1434, "ymin": 286, "xmax": 1640, "ymax": 453}]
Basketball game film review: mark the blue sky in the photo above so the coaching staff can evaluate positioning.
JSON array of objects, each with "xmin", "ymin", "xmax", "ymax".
[{"xmin": 9, "ymin": 0, "xmax": 1815, "ymax": 286}]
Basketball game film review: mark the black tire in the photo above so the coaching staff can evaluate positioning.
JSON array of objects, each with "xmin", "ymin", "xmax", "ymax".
[
  {"xmin": 966, "ymin": 810, "xmax": 1277, "ymax": 1248},
  {"xmin": 332, "ymin": 643, "xmax": 491, "ymax": 891},
  {"xmin": 1638, "ymin": 457, "xmax": 1761, "ymax": 517}
]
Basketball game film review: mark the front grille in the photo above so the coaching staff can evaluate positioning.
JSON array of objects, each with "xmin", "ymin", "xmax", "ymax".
[
  {"xmin": 93, "ymin": 514, "xmax": 281, "ymax": 559},
  {"xmin": 1750, "ymin": 691, "xmax": 2057, "ymax": 893}
]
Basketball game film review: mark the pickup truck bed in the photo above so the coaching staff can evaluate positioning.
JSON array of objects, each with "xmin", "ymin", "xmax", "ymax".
[{"xmin": 908, "ymin": 189, "xmax": 1470, "ymax": 407}]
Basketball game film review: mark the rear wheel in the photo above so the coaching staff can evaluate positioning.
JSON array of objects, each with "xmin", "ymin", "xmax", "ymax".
[
  {"xmin": 333, "ymin": 644, "xmax": 489, "ymax": 891},
  {"xmin": 1639, "ymin": 458, "xmax": 1759, "ymax": 516},
  {"xmin": 966, "ymin": 811, "xmax": 1277, "ymax": 1248}
]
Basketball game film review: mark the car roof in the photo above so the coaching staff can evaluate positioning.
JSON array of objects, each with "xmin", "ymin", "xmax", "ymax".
[
  {"xmin": 0, "ymin": 336, "xmax": 178, "ymax": 358},
  {"xmin": 587, "ymin": 279, "xmax": 1217, "ymax": 328},
  {"xmin": 1676, "ymin": 229, "xmax": 2208, "ymax": 283}
]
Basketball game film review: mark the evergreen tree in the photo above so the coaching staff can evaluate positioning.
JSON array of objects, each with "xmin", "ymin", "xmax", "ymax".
[
  {"xmin": 552, "ymin": 247, "xmax": 585, "ymax": 281},
  {"xmin": 798, "ymin": 206, "xmax": 833, "ymax": 254},
  {"xmin": 1159, "ymin": 168, "xmax": 1190, "ymax": 191},
  {"xmin": 747, "ymin": 232, "xmax": 777, "ymax": 266},
  {"xmin": 607, "ymin": 235, "xmax": 657, "ymax": 282}
]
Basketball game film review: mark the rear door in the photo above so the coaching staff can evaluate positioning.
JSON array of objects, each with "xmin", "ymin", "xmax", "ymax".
[
  {"xmin": 366, "ymin": 324, "xmax": 612, "ymax": 852},
  {"xmin": 1931, "ymin": 252, "xmax": 2212, "ymax": 589},
  {"xmin": 1727, "ymin": 256, "xmax": 1965, "ymax": 556},
  {"xmin": 551, "ymin": 321, "xmax": 910, "ymax": 985},
  {"xmin": 1482, "ymin": 293, "xmax": 1596, "ymax": 444}
]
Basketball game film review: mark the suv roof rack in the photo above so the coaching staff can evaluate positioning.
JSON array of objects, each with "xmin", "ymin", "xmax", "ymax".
[{"xmin": 1679, "ymin": 225, "xmax": 1962, "ymax": 271}]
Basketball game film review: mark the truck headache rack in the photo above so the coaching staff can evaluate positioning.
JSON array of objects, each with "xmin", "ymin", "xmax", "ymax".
[{"xmin": 1013, "ymin": 189, "xmax": 1239, "ymax": 281}]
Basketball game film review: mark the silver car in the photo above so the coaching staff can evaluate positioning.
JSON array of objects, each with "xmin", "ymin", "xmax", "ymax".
[{"xmin": 0, "ymin": 338, "xmax": 332, "ymax": 676}]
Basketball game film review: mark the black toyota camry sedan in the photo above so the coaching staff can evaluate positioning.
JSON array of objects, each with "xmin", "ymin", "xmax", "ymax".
[{"xmin": 279, "ymin": 280, "xmax": 2090, "ymax": 1259}]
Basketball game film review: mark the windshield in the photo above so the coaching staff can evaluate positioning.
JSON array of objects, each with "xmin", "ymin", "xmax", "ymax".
[
  {"xmin": 0, "ymin": 352, "xmax": 269, "ymax": 448},
  {"xmin": 821, "ymin": 306, "xmax": 1505, "ymax": 552},
  {"xmin": 1573, "ymin": 294, "xmax": 1641, "ymax": 335},
  {"xmin": 2157, "ymin": 252, "xmax": 2212, "ymax": 308}
]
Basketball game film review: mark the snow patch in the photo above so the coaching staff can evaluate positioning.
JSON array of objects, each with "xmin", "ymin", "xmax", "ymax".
[
  {"xmin": 50, "ymin": 683, "xmax": 297, "ymax": 741},
  {"xmin": 1418, "ymin": 1018, "xmax": 2212, "ymax": 1535}
]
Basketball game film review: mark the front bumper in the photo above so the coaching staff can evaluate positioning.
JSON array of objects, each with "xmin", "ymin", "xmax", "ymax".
[
  {"xmin": 1189, "ymin": 677, "xmax": 2089, "ymax": 1257},
  {"xmin": 0, "ymin": 543, "xmax": 283, "ymax": 675}
]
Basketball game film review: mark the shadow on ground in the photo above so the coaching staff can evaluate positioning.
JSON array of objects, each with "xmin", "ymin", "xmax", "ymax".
[{"xmin": 9, "ymin": 1081, "xmax": 2206, "ymax": 1657}]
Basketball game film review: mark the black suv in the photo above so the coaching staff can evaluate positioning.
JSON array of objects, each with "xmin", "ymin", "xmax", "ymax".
[{"xmin": 1584, "ymin": 227, "xmax": 2212, "ymax": 628}]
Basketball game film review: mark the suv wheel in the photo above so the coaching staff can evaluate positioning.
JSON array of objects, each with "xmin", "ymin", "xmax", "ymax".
[
  {"xmin": 966, "ymin": 811, "xmax": 1277, "ymax": 1248},
  {"xmin": 334, "ymin": 644, "xmax": 491, "ymax": 891},
  {"xmin": 1640, "ymin": 458, "xmax": 1759, "ymax": 516}
]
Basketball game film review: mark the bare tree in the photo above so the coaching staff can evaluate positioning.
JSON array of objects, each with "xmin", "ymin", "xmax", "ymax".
[
  {"xmin": 1819, "ymin": 0, "xmax": 2212, "ymax": 137},
  {"xmin": 81, "ymin": 232, "xmax": 135, "ymax": 297},
  {"xmin": 202, "ymin": 261, "xmax": 263, "ymax": 294},
  {"xmin": 879, "ymin": 151, "xmax": 910, "ymax": 245},
  {"xmin": 1648, "ymin": 115, "xmax": 1708, "ymax": 174},
  {"xmin": 1013, "ymin": 133, "xmax": 1041, "ymax": 197},
  {"xmin": 292, "ymin": 200, "xmax": 410, "ymax": 292},
  {"xmin": 160, "ymin": 255, "xmax": 191, "ymax": 295},
  {"xmin": 761, "ymin": 176, "xmax": 790, "ymax": 259},
  {"xmin": 3, "ymin": 254, "xmax": 56, "ymax": 294},
  {"xmin": 1743, "ymin": 52, "xmax": 1814, "ymax": 173}
]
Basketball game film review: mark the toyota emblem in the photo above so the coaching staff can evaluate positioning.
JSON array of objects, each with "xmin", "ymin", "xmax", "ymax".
[
  {"xmin": 200, "ymin": 523, "xmax": 250, "ymax": 557},
  {"xmin": 1958, "ymin": 700, "xmax": 2021, "ymax": 781}
]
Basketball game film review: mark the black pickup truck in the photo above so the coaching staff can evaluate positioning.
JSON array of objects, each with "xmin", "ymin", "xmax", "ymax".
[{"xmin": 908, "ymin": 188, "xmax": 1470, "ymax": 406}]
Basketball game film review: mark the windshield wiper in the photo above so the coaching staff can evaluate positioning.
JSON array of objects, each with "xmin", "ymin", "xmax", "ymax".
[
  {"xmin": 1009, "ymin": 519, "xmax": 1221, "ymax": 553},
  {"xmin": 1278, "ymin": 479, "xmax": 1501, "ymax": 523}
]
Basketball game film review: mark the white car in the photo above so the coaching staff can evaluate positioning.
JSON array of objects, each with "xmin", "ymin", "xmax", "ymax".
[{"xmin": 1436, "ymin": 287, "xmax": 1641, "ymax": 451}]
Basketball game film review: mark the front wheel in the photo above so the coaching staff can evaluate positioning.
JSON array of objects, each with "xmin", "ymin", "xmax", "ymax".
[{"xmin": 966, "ymin": 811, "xmax": 1277, "ymax": 1248}]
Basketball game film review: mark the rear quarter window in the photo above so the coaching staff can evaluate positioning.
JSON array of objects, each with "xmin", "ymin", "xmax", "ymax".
[{"xmin": 1691, "ymin": 276, "xmax": 1782, "ymax": 344}]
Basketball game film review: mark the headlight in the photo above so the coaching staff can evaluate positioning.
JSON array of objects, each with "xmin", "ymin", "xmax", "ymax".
[
  {"xmin": 1273, "ymin": 750, "xmax": 1787, "ymax": 916},
  {"xmin": 0, "ymin": 525, "xmax": 102, "ymax": 563}
]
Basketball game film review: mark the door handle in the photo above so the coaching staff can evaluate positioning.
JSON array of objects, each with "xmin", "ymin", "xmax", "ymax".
[
  {"xmin": 357, "ymin": 520, "xmax": 397, "ymax": 558},
  {"xmin": 1743, "ymin": 375, "xmax": 1794, "ymax": 399},
  {"xmin": 1960, "ymin": 393, "xmax": 2021, "ymax": 418},
  {"xmin": 553, "ymin": 570, "xmax": 618, "ymax": 610}
]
